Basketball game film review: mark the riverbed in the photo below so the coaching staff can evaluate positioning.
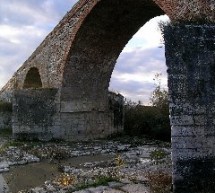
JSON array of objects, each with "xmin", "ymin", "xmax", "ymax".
[
  {"xmin": 3, "ymin": 154, "xmax": 113, "ymax": 193},
  {"xmin": 0, "ymin": 137, "xmax": 172, "ymax": 193}
]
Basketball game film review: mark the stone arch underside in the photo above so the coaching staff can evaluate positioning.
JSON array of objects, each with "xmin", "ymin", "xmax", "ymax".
[
  {"xmin": 61, "ymin": 0, "xmax": 164, "ymax": 105},
  {"xmin": 23, "ymin": 67, "xmax": 42, "ymax": 89},
  {"xmin": 2, "ymin": 0, "xmax": 215, "ymax": 192},
  {"xmin": 59, "ymin": 0, "xmax": 164, "ymax": 140}
]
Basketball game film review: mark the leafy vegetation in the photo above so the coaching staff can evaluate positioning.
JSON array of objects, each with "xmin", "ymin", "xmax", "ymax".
[
  {"xmin": 150, "ymin": 73, "xmax": 168, "ymax": 110},
  {"xmin": 150, "ymin": 149, "xmax": 168, "ymax": 160},
  {"xmin": 0, "ymin": 140, "xmax": 25, "ymax": 154},
  {"xmin": 124, "ymin": 74, "xmax": 170, "ymax": 141},
  {"xmin": 0, "ymin": 127, "xmax": 12, "ymax": 138}
]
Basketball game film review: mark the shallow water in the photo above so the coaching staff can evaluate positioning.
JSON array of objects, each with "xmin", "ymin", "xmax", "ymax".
[{"xmin": 3, "ymin": 154, "xmax": 113, "ymax": 193}]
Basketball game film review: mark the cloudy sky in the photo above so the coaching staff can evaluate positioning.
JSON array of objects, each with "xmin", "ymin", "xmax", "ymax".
[{"xmin": 0, "ymin": 0, "xmax": 169, "ymax": 105}]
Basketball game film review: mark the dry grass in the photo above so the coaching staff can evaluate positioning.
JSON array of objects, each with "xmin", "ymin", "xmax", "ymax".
[
  {"xmin": 146, "ymin": 171, "xmax": 172, "ymax": 193},
  {"xmin": 54, "ymin": 173, "xmax": 77, "ymax": 187}
]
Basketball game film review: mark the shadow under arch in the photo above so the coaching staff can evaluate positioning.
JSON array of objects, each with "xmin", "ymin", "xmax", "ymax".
[
  {"xmin": 61, "ymin": 0, "xmax": 164, "ymax": 103},
  {"xmin": 23, "ymin": 67, "xmax": 42, "ymax": 89},
  {"xmin": 59, "ymin": 0, "xmax": 166, "ymax": 140}
]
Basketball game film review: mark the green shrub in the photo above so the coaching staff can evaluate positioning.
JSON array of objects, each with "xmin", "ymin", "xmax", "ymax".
[
  {"xmin": 124, "ymin": 102, "xmax": 170, "ymax": 141},
  {"xmin": 124, "ymin": 74, "xmax": 170, "ymax": 141},
  {"xmin": 0, "ymin": 127, "xmax": 12, "ymax": 137},
  {"xmin": 150, "ymin": 149, "xmax": 167, "ymax": 160}
]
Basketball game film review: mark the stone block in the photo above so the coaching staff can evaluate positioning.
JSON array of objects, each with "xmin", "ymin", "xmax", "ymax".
[
  {"xmin": 172, "ymin": 126, "xmax": 204, "ymax": 137},
  {"xmin": 193, "ymin": 115, "xmax": 207, "ymax": 126},
  {"xmin": 170, "ymin": 115, "xmax": 194, "ymax": 126},
  {"xmin": 166, "ymin": 24, "xmax": 215, "ymax": 192}
]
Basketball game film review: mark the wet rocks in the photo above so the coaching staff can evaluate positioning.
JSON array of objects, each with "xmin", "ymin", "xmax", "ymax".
[
  {"xmin": 120, "ymin": 184, "xmax": 149, "ymax": 193},
  {"xmin": 0, "ymin": 137, "xmax": 172, "ymax": 193},
  {"xmin": 0, "ymin": 174, "xmax": 9, "ymax": 193},
  {"xmin": 0, "ymin": 146, "xmax": 40, "ymax": 173},
  {"xmin": 0, "ymin": 161, "xmax": 9, "ymax": 173}
]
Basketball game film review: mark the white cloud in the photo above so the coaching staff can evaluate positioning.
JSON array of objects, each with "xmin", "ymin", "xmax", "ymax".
[
  {"xmin": 123, "ymin": 15, "xmax": 170, "ymax": 52},
  {"xmin": 0, "ymin": 25, "xmax": 47, "ymax": 44},
  {"xmin": 0, "ymin": 1, "xmax": 169, "ymax": 104},
  {"xmin": 108, "ymin": 15, "xmax": 170, "ymax": 104},
  {"xmin": 110, "ymin": 46, "xmax": 167, "ymax": 105}
]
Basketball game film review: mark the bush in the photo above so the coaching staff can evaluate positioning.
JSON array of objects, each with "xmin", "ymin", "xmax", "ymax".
[
  {"xmin": 124, "ymin": 74, "xmax": 170, "ymax": 141},
  {"xmin": 0, "ymin": 127, "xmax": 12, "ymax": 138},
  {"xmin": 124, "ymin": 102, "xmax": 170, "ymax": 141}
]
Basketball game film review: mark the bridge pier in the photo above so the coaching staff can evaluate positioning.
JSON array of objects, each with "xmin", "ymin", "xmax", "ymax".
[
  {"xmin": 165, "ymin": 25, "xmax": 215, "ymax": 193},
  {"xmin": 12, "ymin": 88, "xmax": 124, "ymax": 141}
]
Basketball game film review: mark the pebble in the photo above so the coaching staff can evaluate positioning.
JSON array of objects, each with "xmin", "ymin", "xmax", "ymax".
[
  {"xmin": 73, "ymin": 190, "xmax": 90, "ymax": 193},
  {"xmin": 108, "ymin": 182, "xmax": 124, "ymax": 189},
  {"xmin": 102, "ymin": 190, "xmax": 124, "ymax": 193},
  {"xmin": 0, "ymin": 161, "xmax": 9, "ymax": 173},
  {"xmin": 0, "ymin": 174, "xmax": 9, "ymax": 193},
  {"xmin": 24, "ymin": 155, "xmax": 40, "ymax": 163},
  {"xmin": 0, "ymin": 161, "xmax": 9, "ymax": 169},
  {"xmin": 30, "ymin": 187, "xmax": 47, "ymax": 193},
  {"xmin": 120, "ymin": 184, "xmax": 149, "ymax": 193},
  {"xmin": 117, "ymin": 145, "xmax": 130, "ymax": 152},
  {"xmin": 87, "ymin": 186, "xmax": 110, "ymax": 192},
  {"xmin": 0, "ymin": 137, "xmax": 171, "ymax": 193},
  {"xmin": 0, "ymin": 168, "xmax": 9, "ymax": 173}
]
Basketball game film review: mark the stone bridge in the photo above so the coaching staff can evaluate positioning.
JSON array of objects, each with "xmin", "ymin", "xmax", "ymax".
[{"xmin": 0, "ymin": 0, "xmax": 215, "ymax": 192}]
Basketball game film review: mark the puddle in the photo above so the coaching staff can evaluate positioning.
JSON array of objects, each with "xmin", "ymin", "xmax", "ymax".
[{"xmin": 3, "ymin": 154, "xmax": 113, "ymax": 193}]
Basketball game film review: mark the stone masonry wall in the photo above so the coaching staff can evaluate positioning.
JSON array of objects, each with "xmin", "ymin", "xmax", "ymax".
[
  {"xmin": 0, "ymin": 0, "xmax": 163, "ymax": 103},
  {"xmin": 12, "ymin": 88, "xmax": 61, "ymax": 141},
  {"xmin": 59, "ymin": 0, "xmax": 163, "ymax": 141},
  {"xmin": 12, "ymin": 89, "xmax": 123, "ymax": 141},
  {"xmin": 0, "ymin": 0, "xmax": 163, "ymax": 142},
  {"xmin": 108, "ymin": 92, "xmax": 124, "ymax": 133},
  {"xmin": 165, "ymin": 25, "xmax": 215, "ymax": 193},
  {"xmin": 153, "ymin": 0, "xmax": 215, "ymax": 22},
  {"xmin": 0, "ymin": 0, "xmax": 100, "ymax": 102},
  {"xmin": 0, "ymin": 101, "xmax": 12, "ymax": 130},
  {"xmin": 0, "ymin": 112, "xmax": 11, "ymax": 130},
  {"xmin": 60, "ymin": 92, "xmax": 124, "ymax": 141}
]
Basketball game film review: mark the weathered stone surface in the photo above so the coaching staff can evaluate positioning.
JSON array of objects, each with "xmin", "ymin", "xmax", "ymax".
[
  {"xmin": 0, "ymin": 101, "xmax": 12, "ymax": 130},
  {"xmin": 108, "ymin": 182, "xmax": 124, "ymax": 189},
  {"xmin": 12, "ymin": 88, "xmax": 60, "ymax": 141},
  {"xmin": 0, "ymin": 136, "xmax": 171, "ymax": 193},
  {"xmin": 0, "ymin": 0, "xmax": 163, "ymax": 142},
  {"xmin": 0, "ymin": 174, "xmax": 9, "ymax": 193},
  {"xmin": 0, "ymin": 112, "xmax": 11, "ymax": 130},
  {"xmin": 73, "ymin": 190, "xmax": 90, "ymax": 193},
  {"xmin": 165, "ymin": 24, "xmax": 215, "ymax": 193},
  {"xmin": 154, "ymin": 0, "xmax": 215, "ymax": 22},
  {"xmin": 120, "ymin": 184, "xmax": 149, "ymax": 193},
  {"xmin": 99, "ymin": 190, "xmax": 124, "ymax": 193},
  {"xmin": 0, "ymin": 1, "xmax": 215, "ymax": 192}
]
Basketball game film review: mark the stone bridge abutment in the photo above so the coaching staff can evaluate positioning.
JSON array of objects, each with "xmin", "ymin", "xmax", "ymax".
[
  {"xmin": 0, "ymin": 0, "xmax": 215, "ymax": 192},
  {"xmin": 165, "ymin": 24, "xmax": 215, "ymax": 193}
]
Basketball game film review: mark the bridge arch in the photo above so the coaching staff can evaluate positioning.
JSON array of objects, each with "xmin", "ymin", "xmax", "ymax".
[
  {"xmin": 3, "ymin": 1, "xmax": 215, "ymax": 191},
  {"xmin": 61, "ymin": 0, "xmax": 164, "ymax": 104},
  {"xmin": 23, "ymin": 67, "xmax": 42, "ymax": 89},
  {"xmin": 57, "ymin": 1, "xmax": 215, "ymax": 192}
]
